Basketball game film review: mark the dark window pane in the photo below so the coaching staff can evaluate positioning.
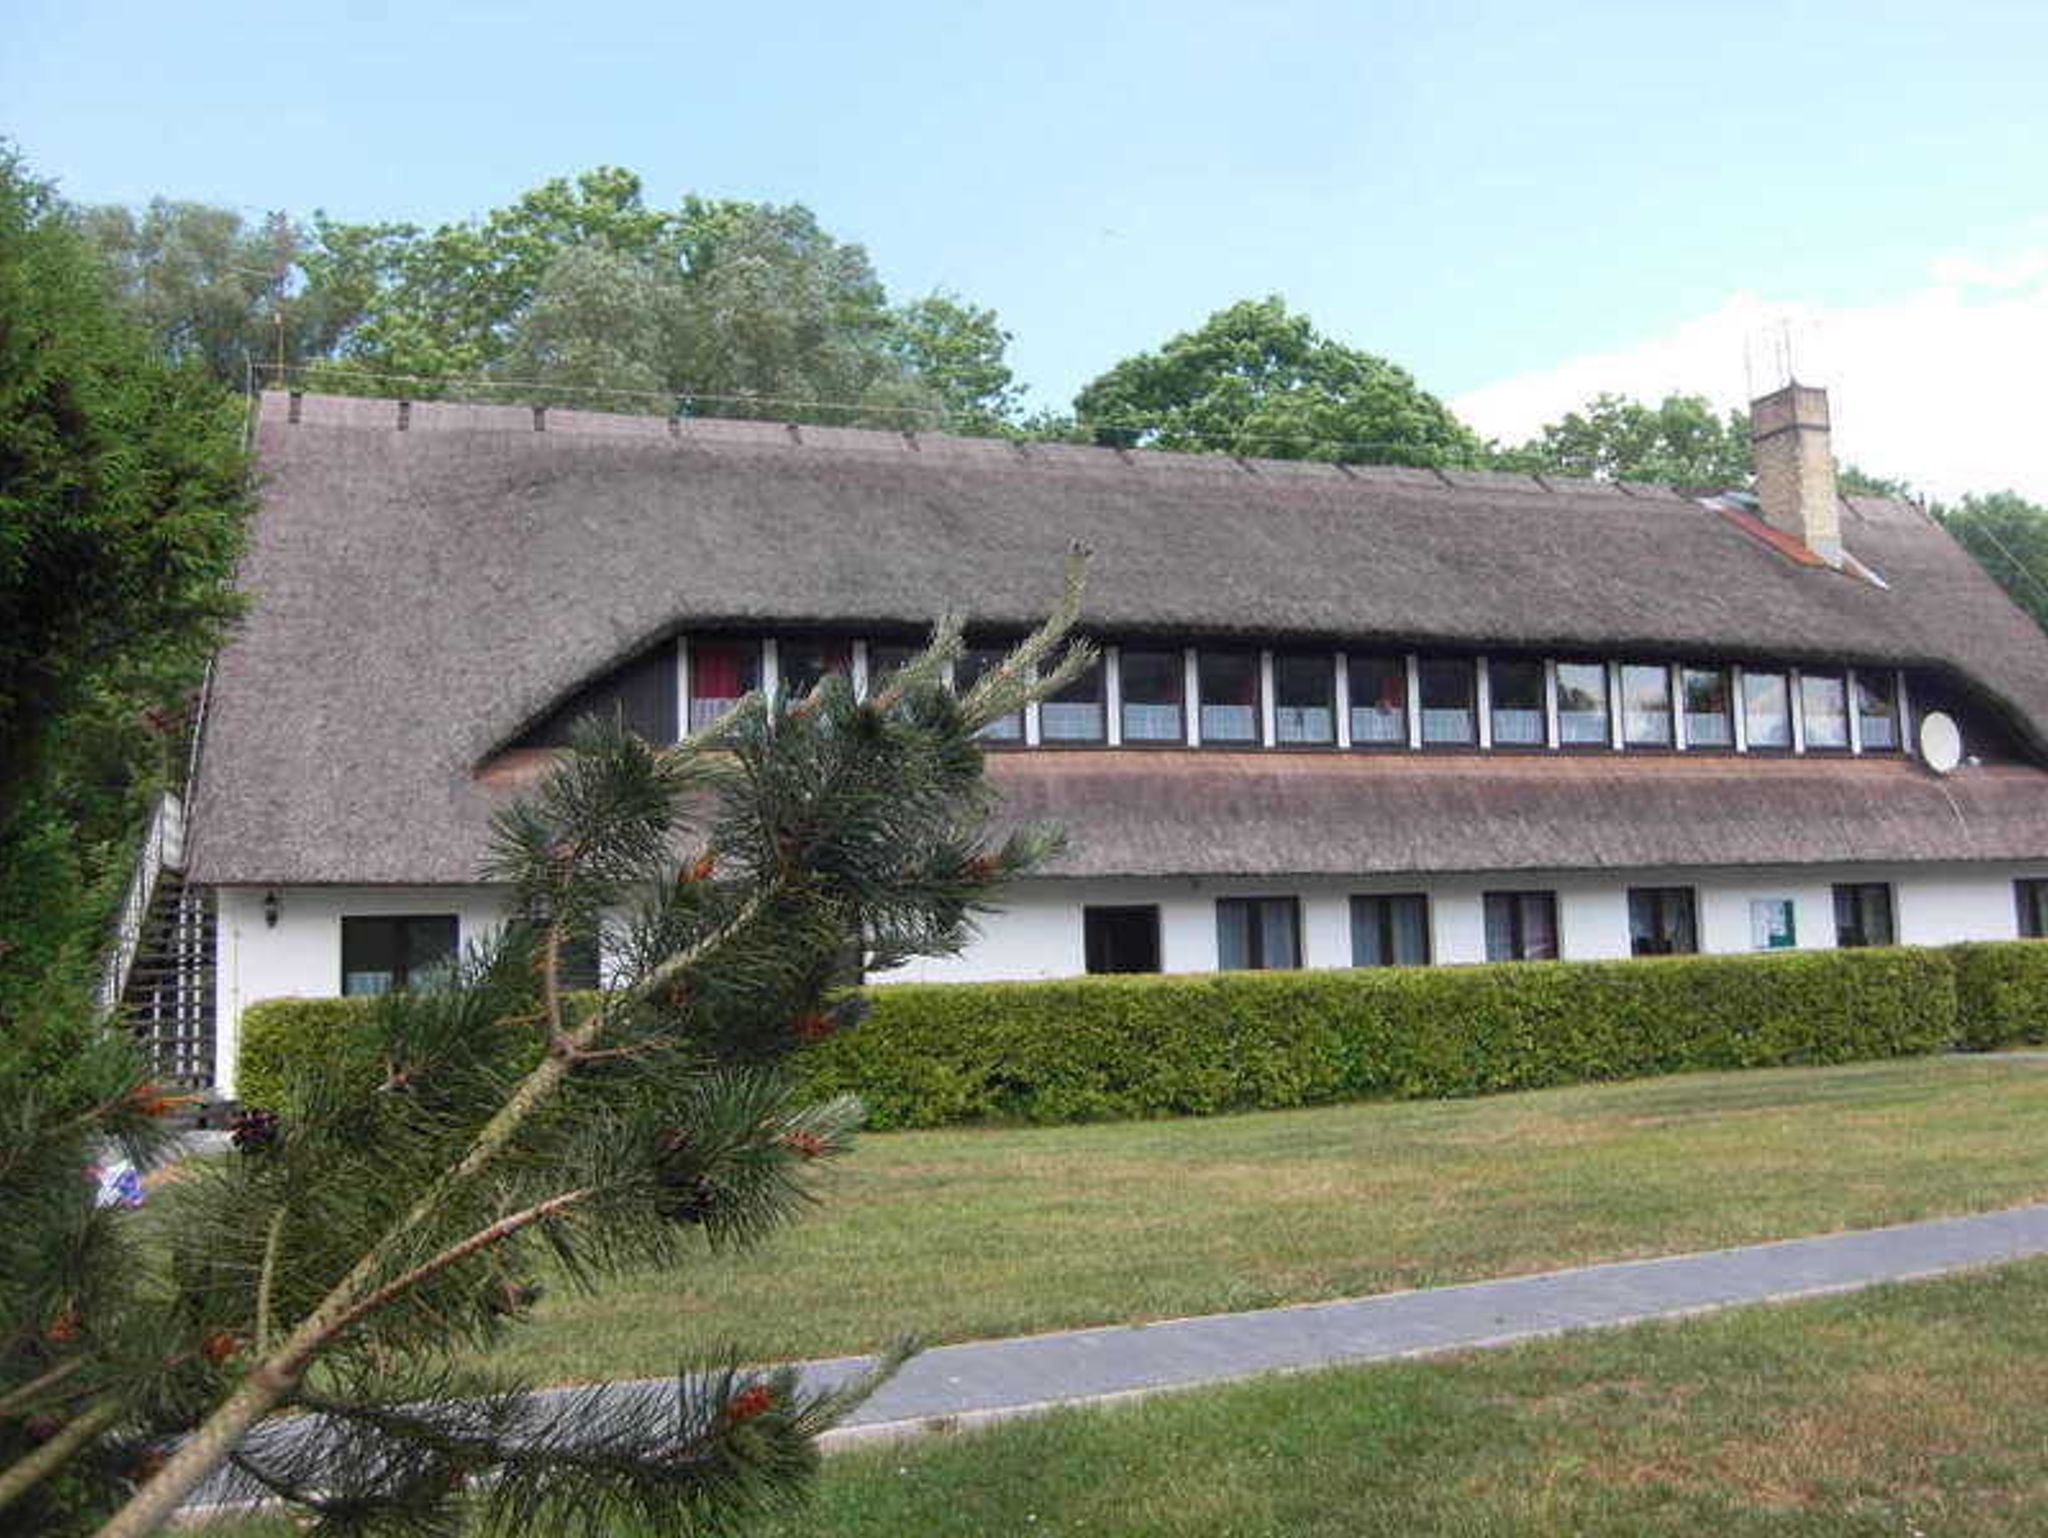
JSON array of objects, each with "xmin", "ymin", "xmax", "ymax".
[
  {"xmin": 689, "ymin": 640, "xmax": 762, "ymax": 733},
  {"xmin": 2018, "ymin": 880, "xmax": 2048, "ymax": 940},
  {"xmin": 1198, "ymin": 652, "xmax": 1261, "ymax": 745},
  {"xmin": 866, "ymin": 642, "xmax": 920, "ymax": 694},
  {"xmin": 1216, "ymin": 896, "xmax": 1301, "ymax": 970},
  {"xmin": 341, "ymin": 915, "xmax": 458, "ymax": 997},
  {"xmin": 1556, "ymin": 662, "xmax": 1609, "ymax": 746},
  {"xmin": 528, "ymin": 645, "xmax": 678, "ymax": 747},
  {"xmin": 558, "ymin": 929, "xmax": 602, "ymax": 991},
  {"xmin": 779, "ymin": 637, "xmax": 851, "ymax": 701},
  {"xmin": 958, "ymin": 647, "xmax": 1024, "ymax": 742},
  {"xmin": 1833, "ymin": 883, "xmax": 1895, "ymax": 948},
  {"xmin": 1417, "ymin": 658, "xmax": 1475, "ymax": 745},
  {"xmin": 1856, "ymin": 673, "xmax": 1900, "ymax": 750},
  {"xmin": 1275, "ymin": 654, "xmax": 1335, "ymax": 744},
  {"xmin": 1120, "ymin": 648, "xmax": 1185, "ymax": 743},
  {"xmin": 1801, "ymin": 673, "xmax": 1849, "ymax": 750},
  {"xmin": 1628, "ymin": 887, "xmax": 1697, "ymax": 955},
  {"xmin": 1683, "ymin": 667, "xmax": 1732, "ymax": 747},
  {"xmin": 1085, "ymin": 906, "xmax": 1161, "ymax": 973},
  {"xmin": 1743, "ymin": 670, "xmax": 1792, "ymax": 749},
  {"xmin": 1348, "ymin": 655, "xmax": 1408, "ymax": 746},
  {"xmin": 1351, "ymin": 894, "xmax": 1430, "ymax": 967},
  {"xmin": 1622, "ymin": 664, "xmax": 1672, "ymax": 746},
  {"xmin": 1483, "ymin": 891, "xmax": 1558, "ymax": 962},
  {"xmin": 1042, "ymin": 656, "xmax": 1106, "ymax": 743},
  {"xmin": 1489, "ymin": 659, "xmax": 1545, "ymax": 747}
]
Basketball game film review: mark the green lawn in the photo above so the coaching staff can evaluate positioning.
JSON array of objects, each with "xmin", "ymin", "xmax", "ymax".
[
  {"xmin": 753, "ymin": 1255, "xmax": 2048, "ymax": 1537},
  {"xmin": 489, "ymin": 1056, "xmax": 2048, "ymax": 1384}
]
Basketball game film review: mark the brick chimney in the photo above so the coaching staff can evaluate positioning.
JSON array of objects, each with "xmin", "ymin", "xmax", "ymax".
[{"xmin": 1749, "ymin": 382, "xmax": 1842, "ymax": 566}]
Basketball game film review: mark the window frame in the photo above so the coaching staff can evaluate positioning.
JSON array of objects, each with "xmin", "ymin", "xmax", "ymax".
[
  {"xmin": 1486, "ymin": 658, "xmax": 1547, "ymax": 751},
  {"xmin": 1855, "ymin": 671, "xmax": 1903, "ymax": 753},
  {"xmin": 1620, "ymin": 662, "xmax": 1675, "ymax": 749},
  {"xmin": 1349, "ymin": 893, "xmax": 1431, "ymax": 967},
  {"xmin": 1553, "ymin": 659, "xmax": 1612, "ymax": 749},
  {"xmin": 956, "ymin": 642, "xmax": 1027, "ymax": 746},
  {"xmin": 1196, "ymin": 649, "xmax": 1264, "ymax": 748},
  {"xmin": 1680, "ymin": 664, "xmax": 1735, "ymax": 751},
  {"xmin": 1800, "ymin": 671, "xmax": 1852, "ymax": 753},
  {"xmin": 1116, "ymin": 645, "xmax": 1187, "ymax": 748},
  {"xmin": 1832, "ymin": 882, "xmax": 1896, "ymax": 948},
  {"xmin": 1215, "ymin": 895, "xmax": 1303, "ymax": 971},
  {"xmin": 1742, "ymin": 668, "xmax": 1795, "ymax": 752},
  {"xmin": 1040, "ymin": 652, "xmax": 1108, "ymax": 746},
  {"xmin": 1272, "ymin": 651, "xmax": 1338, "ymax": 747},
  {"xmin": 1626, "ymin": 886, "xmax": 1698, "ymax": 956},
  {"xmin": 2016, "ymin": 879, "xmax": 2048, "ymax": 940},
  {"xmin": 686, "ymin": 637, "xmax": 765, "ymax": 735},
  {"xmin": 1083, "ymin": 904, "xmax": 1163, "ymax": 974},
  {"xmin": 1345, "ymin": 652, "xmax": 1410, "ymax": 751},
  {"xmin": 340, "ymin": 914, "xmax": 460, "ymax": 998},
  {"xmin": 1482, "ymin": 890, "xmax": 1560, "ymax": 963},
  {"xmin": 1416, "ymin": 656, "xmax": 1478, "ymax": 748}
]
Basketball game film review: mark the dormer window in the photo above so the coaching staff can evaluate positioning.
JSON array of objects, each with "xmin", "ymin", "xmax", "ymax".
[
  {"xmin": 1488, "ymin": 660, "xmax": 1545, "ymax": 747},
  {"xmin": 1801, "ymin": 673, "xmax": 1850, "ymax": 750},
  {"xmin": 1743, "ymin": 669, "xmax": 1793, "ymax": 749},
  {"xmin": 1041, "ymin": 656, "xmax": 1107, "ymax": 743},
  {"xmin": 1347, "ymin": 654, "xmax": 1407, "ymax": 745},
  {"xmin": 1555, "ymin": 662, "xmax": 1609, "ymax": 746},
  {"xmin": 688, "ymin": 640, "xmax": 761, "ymax": 733},
  {"xmin": 1198, "ymin": 651, "xmax": 1261, "ymax": 745},
  {"xmin": 1418, "ymin": 658, "xmax": 1476, "ymax": 745},
  {"xmin": 1857, "ymin": 672, "xmax": 1901, "ymax": 750},
  {"xmin": 1622, "ymin": 665, "xmax": 1673, "ymax": 747},
  {"xmin": 958, "ymin": 646, "xmax": 1024, "ymax": 742},
  {"xmin": 1683, "ymin": 667, "xmax": 1733, "ymax": 747},
  {"xmin": 1275, "ymin": 653, "xmax": 1336, "ymax": 745},
  {"xmin": 778, "ymin": 637, "xmax": 850, "ymax": 701},
  {"xmin": 1118, "ymin": 649, "xmax": 1185, "ymax": 743}
]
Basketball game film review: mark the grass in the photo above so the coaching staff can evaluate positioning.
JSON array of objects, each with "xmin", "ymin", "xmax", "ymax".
[
  {"xmin": 748, "ymin": 1255, "xmax": 2048, "ymax": 1537},
  {"xmin": 488, "ymin": 1055, "xmax": 2048, "ymax": 1383}
]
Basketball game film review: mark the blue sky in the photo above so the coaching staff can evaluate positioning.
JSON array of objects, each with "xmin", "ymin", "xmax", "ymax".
[{"xmin": 10, "ymin": 0, "xmax": 2048, "ymax": 494}]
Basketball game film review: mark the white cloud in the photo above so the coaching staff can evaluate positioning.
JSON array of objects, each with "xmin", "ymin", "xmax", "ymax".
[{"xmin": 1453, "ymin": 255, "xmax": 2048, "ymax": 503}]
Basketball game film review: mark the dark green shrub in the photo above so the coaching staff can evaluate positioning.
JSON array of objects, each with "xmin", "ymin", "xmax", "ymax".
[
  {"xmin": 1951, "ymin": 941, "xmax": 2048, "ymax": 1049},
  {"xmin": 239, "ymin": 946, "xmax": 1964, "ymax": 1128},
  {"xmin": 801, "ymin": 946, "xmax": 1958, "ymax": 1128}
]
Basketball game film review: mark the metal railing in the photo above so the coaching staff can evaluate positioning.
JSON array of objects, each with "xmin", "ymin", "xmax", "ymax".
[{"xmin": 96, "ymin": 792, "xmax": 185, "ymax": 1016}]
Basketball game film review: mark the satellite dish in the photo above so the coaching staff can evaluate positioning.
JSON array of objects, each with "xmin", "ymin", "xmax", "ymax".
[{"xmin": 1919, "ymin": 712, "xmax": 1963, "ymax": 774}]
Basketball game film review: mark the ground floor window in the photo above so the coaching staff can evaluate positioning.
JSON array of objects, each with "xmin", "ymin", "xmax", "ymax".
[
  {"xmin": 1350, "ymin": 894, "xmax": 1430, "ymax": 966},
  {"xmin": 1833, "ymin": 883, "xmax": 1895, "ymax": 948},
  {"xmin": 1627, "ymin": 887, "xmax": 1697, "ymax": 955},
  {"xmin": 1749, "ymin": 898, "xmax": 1797, "ymax": 950},
  {"xmin": 2019, "ymin": 879, "xmax": 2048, "ymax": 939},
  {"xmin": 341, "ymin": 914, "xmax": 458, "ymax": 997},
  {"xmin": 1085, "ymin": 905, "xmax": 1162, "ymax": 974},
  {"xmin": 1483, "ymin": 891, "xmax": 1558, "ymax": 962},
  {"xmin": 1217, "ymin": 897, "xmax": 1301, "ymax": 970}
]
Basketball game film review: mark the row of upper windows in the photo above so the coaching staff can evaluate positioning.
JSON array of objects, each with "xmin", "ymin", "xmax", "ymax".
[
  {"xmin": 678, "ymin": 636, "xmax": 1909, "ymax": 756},
  {"xmin": 1086, "ymin": 881, "xmax": 1908, "ymax": 975}
]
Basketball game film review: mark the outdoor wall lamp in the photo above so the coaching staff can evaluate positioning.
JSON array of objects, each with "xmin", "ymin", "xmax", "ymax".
[{"xmin": 263, "ymin": 889, "xmax": 280, "ymax": 929}]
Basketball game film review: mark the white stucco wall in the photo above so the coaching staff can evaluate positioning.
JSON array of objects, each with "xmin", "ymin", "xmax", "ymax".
[
  {"xmin": 213, "ymin": 885, "xmax": 512, "ymax": 1097},
  {"xmin": 213, "ymin": 863, "xmax": 2048, "ymax": 1089}
]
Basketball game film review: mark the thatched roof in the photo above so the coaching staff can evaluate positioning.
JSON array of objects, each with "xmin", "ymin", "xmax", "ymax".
[{"xmin": 187, "ymin": 391, "xmax": 2048, "ymax": 886}]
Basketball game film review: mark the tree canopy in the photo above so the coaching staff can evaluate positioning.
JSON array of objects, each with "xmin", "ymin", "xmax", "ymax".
[
  {"xmin": 1938, "ymin": 491, "xmax": 2048, "ymax": 635},
  {"xmin": 1495, "ymin": 392, "xmax": 1752, "ymax": 485},
  {"xmin": 1070, "ymin": 296, "xmax": 1483, "ymax": 466}
]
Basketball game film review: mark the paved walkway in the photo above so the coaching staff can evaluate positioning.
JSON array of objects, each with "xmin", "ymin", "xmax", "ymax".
[{"xmin": 189, "ymin": 1202, "xmax": 2048, "ymax": 1508}]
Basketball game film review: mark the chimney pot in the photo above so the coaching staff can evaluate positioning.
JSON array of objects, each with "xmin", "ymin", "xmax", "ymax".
[{"xmin": 1750, "ymin": 382, "xmax": 1842, "ymax": 565}]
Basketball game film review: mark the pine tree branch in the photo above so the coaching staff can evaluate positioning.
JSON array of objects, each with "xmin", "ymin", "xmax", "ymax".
[
  {"xmin": 0, "ymin": 1397, "xmax": 121, "ymax": 1514},
  {"xmin": 317, "ymin": 1187, "xmax": 595, "ymax": 1345},
  {"xmin": 0, "ymin": 1356, "xmax": 83, "ymax": 1418},
  {"xmin": 255, "ymin": 1205, "xmax": 288, "ymax": 1356}
]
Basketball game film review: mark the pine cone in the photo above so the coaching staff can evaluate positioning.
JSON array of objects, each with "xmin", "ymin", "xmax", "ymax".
[{"xmin": 229, "ymin": 1107, "xmax": 280, "ymax": 1152}]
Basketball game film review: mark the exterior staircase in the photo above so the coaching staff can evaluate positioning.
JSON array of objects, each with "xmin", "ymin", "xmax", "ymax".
[{"xmin": 99, "ymin": 792, "xmax": 220, "ymax": 1097}]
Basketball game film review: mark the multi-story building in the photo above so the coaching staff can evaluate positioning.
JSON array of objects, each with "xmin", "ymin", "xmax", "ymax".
[{"xmin": 163, "ymin": 385, "xmax": 2048, "ymax": 1093}]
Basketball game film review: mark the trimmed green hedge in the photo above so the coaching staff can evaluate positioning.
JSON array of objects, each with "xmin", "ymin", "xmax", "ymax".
[
  {"xmin": 800, "ymin": 948, "xmax": 1958, "ymax": 1128},
  {"xmin": 235, "ymin": 995, "xmax": 545, "ymax": 1111},
  {"xmin": 238, "ymin": 944, "xmax": 1980, "ymax": 1127},
  {"xmin": 1951, "ymin": 941, "xmax": 2048, "ymax": 1049}
]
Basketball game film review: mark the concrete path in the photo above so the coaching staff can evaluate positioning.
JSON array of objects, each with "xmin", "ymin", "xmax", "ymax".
[{"xmin": 187, "ymin": 1202, "xmax": 2048, "ymax": 1509}]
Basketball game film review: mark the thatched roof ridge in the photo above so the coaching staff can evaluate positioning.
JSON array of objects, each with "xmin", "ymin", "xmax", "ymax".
[{"xmin": 186, "ymin": 391, "xmax": 2048, "ymax": 885}]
